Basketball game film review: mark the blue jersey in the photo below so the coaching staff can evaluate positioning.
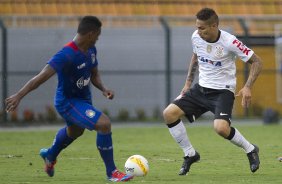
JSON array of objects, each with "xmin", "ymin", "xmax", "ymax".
[{"xmin": 48, "ymin": 41, "xmax": 98, "ymax": 107}]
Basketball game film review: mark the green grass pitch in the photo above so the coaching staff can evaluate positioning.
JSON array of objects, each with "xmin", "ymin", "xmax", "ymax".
[{"xmin": 0, "ymin": 123, "xmax": 282, "ymax": 184}]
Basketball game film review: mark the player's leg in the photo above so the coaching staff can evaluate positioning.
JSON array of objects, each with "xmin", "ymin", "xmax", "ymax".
[
  {"xmin": 40, "ymin": 114, "xmax": 85, "ymax": 176},
  {"xmin": 213, "ymin": 90, "xmax": 260, "ymax": 172},
  {"xmin": 163, "ymin": 104, "xmax": 196, "ymax": 158},
  {"xmin": 214, "ymin": 119, "xmax": 255, "ymax": 153},
  {"xmin": 95, "ymin": 114, "xmax": 133, "ymax": 182},
  {"xmin": 46, "ymin": 125, "xmax": 84, "ymax": 160},
  {"xmin": 62, "ymin": 100, "xmax": 132, "ymax": 181},
  {"xmin": 163, "ymin": 84, "xmax": 206, "ymax": 175},
  {"xmin": 214, "ymin": 119, "xmax": 260, "ymax": 172},
  {"xmin": 163, "ymin": 103, "xmax": 200, "ymax": 175},
  {"xmin": 95, "ymin": 114, "xmax": 116, "ymax": 178},
  {"xmin": 40, "ymin": 98, "xmax": 98, "ymax": 177}
]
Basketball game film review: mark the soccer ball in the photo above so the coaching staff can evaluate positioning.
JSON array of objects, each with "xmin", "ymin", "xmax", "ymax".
[{"xmin": 124, "ymin": 155, "xmax": 149, "ymax": 177}]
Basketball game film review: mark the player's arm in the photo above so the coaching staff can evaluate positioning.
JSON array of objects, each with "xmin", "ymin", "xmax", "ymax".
[
  {"xmin": 236, "ymin": 53, "xmax": 263, "ymax": 108},
  {"xmin": 181, "ymin": 53, "xmax": 198, "ymax": 95},
  {"xmin": 90, "ymin": 67, "xmax": 114, "ymax": 100},
  {"xmin": 5, "ymin": 64, "xmax": 56, "ymax": 112},
  {"xmin": 245, "ymin": 53, "xmax": 263, "ymax": 88}
]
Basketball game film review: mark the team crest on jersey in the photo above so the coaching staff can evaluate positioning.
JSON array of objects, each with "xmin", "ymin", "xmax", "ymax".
[
  {"xmin": 86, "ymin": 109, "xmax": 96, "ymax": 118},
  {"xmin": 76, "ymin": 77, "xmax": 90, "ymax": 89},
  {"xmin": 91, "ymin": 53, "xmax": 96, "ymax": 64},
  {"xmin": 215, "ymin": 46, "xmax": 224, "ymax": 57},
  {"xmin": 206, "ymin": 45, "xmax": 212, "ymax": 53}
]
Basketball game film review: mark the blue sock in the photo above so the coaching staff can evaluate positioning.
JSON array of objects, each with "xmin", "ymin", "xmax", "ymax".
[
  {"xmin": 96, "ymin": 132, "xmax": 116, "ymax": 177},
  {"xmin": 48, "ymin": 127, "xmax": 74, "ymax": 161}
]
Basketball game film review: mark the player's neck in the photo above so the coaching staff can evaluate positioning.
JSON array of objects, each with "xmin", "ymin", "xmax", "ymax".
[
  {"xmin": 207, "ymin": 30, "xmax": 221, "ymax": 43},
  {"xmin": 73, "ymin": 34, "xmax": 90, "ymax": 53}
]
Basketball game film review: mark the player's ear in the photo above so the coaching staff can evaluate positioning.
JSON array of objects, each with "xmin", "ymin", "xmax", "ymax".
[
  {"xmin": 86, "ymin": 31, "xmax": 92, "ymax": 38},
  {"xmin": 88, "ymin": 31, "xmax": 96, "ymax": 39},
  {"xmin": 211, "ymin": 22, "xmax": 217, "ymax": 28},
  {"xmin": 94, "ymin": 28, "xmax": 101, "ymax": 36}
]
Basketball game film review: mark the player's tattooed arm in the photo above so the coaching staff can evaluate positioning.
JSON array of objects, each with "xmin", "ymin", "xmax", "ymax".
[
  {"xmin": 236, "ymin": 53, "xmax": 262, "ymax": 108},
  {"xmin": 245, "ymin": 53, "xmax": 263, "ymax": 88},
  {"xmin": 186, "ymin": 53, "xmax": 198, "ymax": 84},
  {"xmin": 181, "ymin": 53, "xmax": 198, "ymax": 95}
]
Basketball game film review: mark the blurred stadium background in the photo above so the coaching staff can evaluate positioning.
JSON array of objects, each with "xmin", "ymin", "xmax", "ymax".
[{"xmin": 0, "ymin": 0, "xmax": 281, "ymax": 123}]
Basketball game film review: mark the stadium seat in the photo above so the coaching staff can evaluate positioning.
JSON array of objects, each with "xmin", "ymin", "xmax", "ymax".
[
  {"xmin": 26, "ymin": 0, "xmax": 42, "ymax": 15},
  {"xmin": 10, "ymin": 0, "xmax": 28, "ymax": 15},
  {"xmin": 132, "ymin": 3, "xmax": 148, "ymax": 15},
  {"xmin": 275, "ymin": 1, "xmax": 282, "ymax": 14},
  {"xmin": 116, "ymin": 2, "xmax": 133, "ymax": 15},
  {"xmin": 248, "ymin": 2, "xmax": 263, "ymax": 15},
  {"xmin": 0, "ymin": 1, "xmax": 13, "ymax": 15},
  {"xmin": 158, "ymin": 3, "xmax": 175, "ymax": 15},
  {"xmin": 262, "ymin": 2, "xmax": 278, "ymax": 14},
  {"xmin": 56, "ymin": 0, "xmax": 73, "ymax": 15},
  {"xmin": 172, "ymin": 3, "xmax": 189, "ymax": 15},
  {"xmin": 71, "ymin": 1, "xmax": 88, "ymax": 15},
  {"xmin": 83, "ymin": 2, "xmax": 102, "ymax": 15},
  {"xmin": 214, "ymin": 0, "xmax": 234, "ymax": 15},
  {"xmin": 146, "ymin": 3, "xmax": 160, "ymax": 15},
  {"xmin": 41, "ymin": 0, "xmax": 58, "ymax": 15},
  {"xmin": 1, "ymin": 0, "xmax": 281, "ymax": 16}
]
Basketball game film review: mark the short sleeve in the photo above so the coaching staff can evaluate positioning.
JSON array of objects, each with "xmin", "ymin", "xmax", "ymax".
[
  {"xmin": 228, "ymin": 36, "xmax": 254, "ymax": 62},
  {"xmin": 191, "ymin": 30, "xmax": 198, "ymax": 54},
  {"xmin": 47, "ymin": 48, "xmax": 73, "ymax": 72}
]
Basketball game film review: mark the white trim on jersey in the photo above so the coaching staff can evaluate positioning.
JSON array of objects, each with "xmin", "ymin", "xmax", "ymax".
[{"xmin": 191, "ymin": 30, "xmax": 254, "ymax": 93}]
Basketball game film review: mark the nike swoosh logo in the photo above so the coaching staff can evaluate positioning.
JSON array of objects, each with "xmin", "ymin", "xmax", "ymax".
[{"xmin": 220, "ymin": 112, "xmax": 228, "ymax": 116}]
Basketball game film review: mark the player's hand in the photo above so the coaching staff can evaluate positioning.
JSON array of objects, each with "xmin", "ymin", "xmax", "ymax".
[
  {"xmin": 5, "ymin": 94, "xmax": 21, "ymax": 113},
  {"xmin": 103, "ymin": 89, "xmax": 114, "ymax": 100},
  {"xmin": 236, "ymin": 86, "xmax": 252, "ymax": 108}
]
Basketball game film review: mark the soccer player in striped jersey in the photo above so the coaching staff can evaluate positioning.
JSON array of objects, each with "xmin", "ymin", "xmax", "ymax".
[
  {"xmin": 163, "ymin": 8, "xmax": 262, "ymax": 175},
  {"xmin": 5, "ymin": 16, "xmax": 133, "ymax": 182}
]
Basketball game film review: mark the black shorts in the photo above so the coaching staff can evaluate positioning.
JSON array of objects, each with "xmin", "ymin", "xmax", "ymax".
[{"xmin": 173, "ymin": 83, "xmax": 235, "ymax": 123}]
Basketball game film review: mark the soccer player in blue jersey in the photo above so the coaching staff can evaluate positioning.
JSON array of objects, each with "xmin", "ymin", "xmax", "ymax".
[{"xmin": 5, "ymin": 16, "xmax": 133, "ymax": 182}]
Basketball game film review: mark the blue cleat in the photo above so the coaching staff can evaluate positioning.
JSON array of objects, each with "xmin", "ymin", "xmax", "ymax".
[
  {"xmin": 39, "ymin": 148, "xmax": 57, "ymax": 177},
  {"xmin": 108, "ymin": 169, "xmax": 134, "ymax": 182}
]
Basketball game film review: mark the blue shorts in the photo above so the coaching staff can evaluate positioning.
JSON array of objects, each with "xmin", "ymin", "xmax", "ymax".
[{"xmin": 55, "ymin": 99, "xmax": 102, "ymax": 131}]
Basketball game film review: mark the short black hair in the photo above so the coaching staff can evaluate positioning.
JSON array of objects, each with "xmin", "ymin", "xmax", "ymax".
[
  {"xmin": 77, "ymin": 16, "xmax": 102, "ymax": 35},
  {"xmin": 196, "ymin": 8, "xmax": 219, "ymax": 26}
]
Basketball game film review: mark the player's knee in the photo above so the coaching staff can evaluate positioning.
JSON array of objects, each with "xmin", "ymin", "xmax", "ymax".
[
  {"xmin": 163, "ymin": 105, "xmax": 181, "ymax": 123},
  {"xmin": 96, "ymin": 114, "xmax": 111, "ymax": 133},
  {"xmin": 163, "ymin": 107, "xmax": 173, "ymax": 123},
  {"xmin": 72, "ymin": 130, "xmax": 84, "ymax": 138},
  {"xmin": 67, "ymin": 125, "xmax": 85, "ymax": 139},
  {"xmin": 213, "ymin": 119, "xmax": 230, "ymax": 138}
]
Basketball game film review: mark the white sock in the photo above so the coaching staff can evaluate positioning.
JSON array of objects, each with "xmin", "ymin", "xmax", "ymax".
[
  {"xmin": 168, "ymin": 121, "xmax": 195, "ymax": 157},
  {"xmin": 230, "ymin": 128, "xmax": 254, "ymax": 153}
]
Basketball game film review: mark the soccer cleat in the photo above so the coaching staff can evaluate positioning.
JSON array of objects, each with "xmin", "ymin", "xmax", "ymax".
[
  {"xmin": 179, "ymin": 151, "xmax": 200, "ymax": 175},
  {"xmin": 247, "ymin": 144, "xmax": 260, "ymax": 173},
  {"xmin": 39, "ymin": 148, "xmax": 57, "ymax": 177},
  {"xmin": 108, "ymin": 169, "xmax": 134, "ymax": 182}
]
